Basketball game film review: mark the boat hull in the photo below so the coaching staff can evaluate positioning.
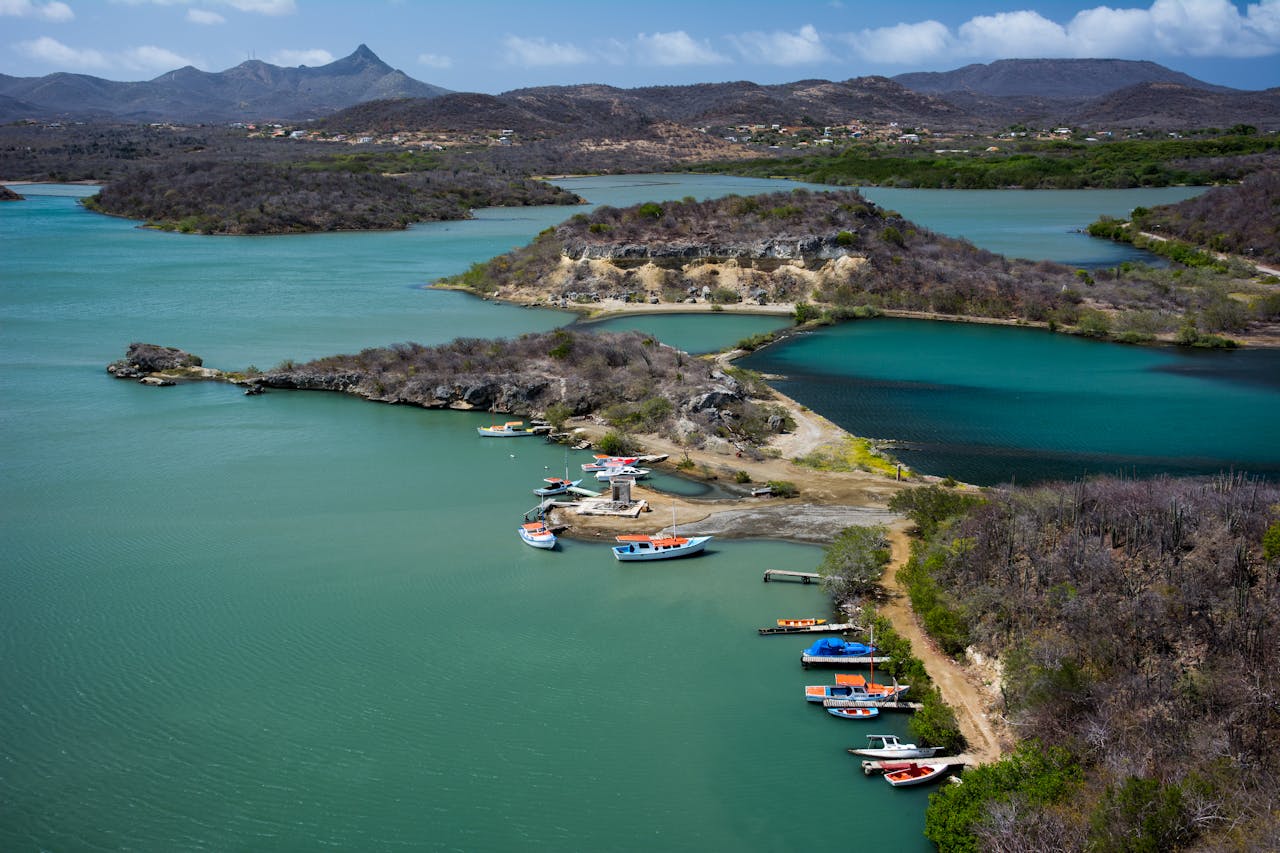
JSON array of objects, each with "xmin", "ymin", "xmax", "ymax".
[
  {"xmin": 518, "ymin": 522, "xmax": 557, "ymax": 549},
  {"xmin": 849, "ymin": 746, "xmax": 943, "ymax": 759},
  {"xmin": 826, "ymin": 707, "xmax": 879, "ymax": 720},
  {"xmin": 612, "ymin": 536, "xmax": 711, "ymax": 561},
  {"xmin": 884, "ymin": 763, "xmax": 949, "ymax": 787}
]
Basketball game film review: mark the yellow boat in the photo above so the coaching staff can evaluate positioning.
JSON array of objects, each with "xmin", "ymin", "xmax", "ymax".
[{"xmin": 776, "ymin": 618, "xmax": 827, "ymax": 627}]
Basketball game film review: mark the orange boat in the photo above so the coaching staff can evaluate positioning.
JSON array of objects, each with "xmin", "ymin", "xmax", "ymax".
[
  {"xmin": 776, "ymin": 618, "xmax": 827, "ymax": 627},
  {"xmin": 804, "ymin": 673, "xmax": 909, "ymax": 704},
  {"xmin": 884, "ymin": 762, "xmax": 950, "ymax": 787}
]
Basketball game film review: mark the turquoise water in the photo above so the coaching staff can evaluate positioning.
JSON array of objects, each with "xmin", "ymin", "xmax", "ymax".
[
  {"xmin": 0, "ymin": 177, "xmax": 1250, "ymax": 850},
  {"xmin": 579, "ymin": 312, "xmax": 791, "ymax": 355},
  {"xmin": 2, "ymin": 178, "xmax": 934, "ymax": 852},
  {"xmin": 859, "ymin": 186, "xmax": 1204, "ymax": 266},
  {"xmin": 740, "ymin": 318, "xmax": 1280, "ymax": 485}
]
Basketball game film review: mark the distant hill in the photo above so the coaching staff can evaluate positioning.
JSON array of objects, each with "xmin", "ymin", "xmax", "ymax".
[
  {"xmin": 0, "ymin": 45, "xmax": 448, "ymax": 123},
  {"xmin": 1068, "ymin": 82, "xmax": 1280, "ymax": 130},
  {"xmin": 892, "ymin": 58, "xmax": 1234, "ymax": 98},
  {"xmin": 323, "ymin": 76, "xmax": 979, "ymax": 137}
]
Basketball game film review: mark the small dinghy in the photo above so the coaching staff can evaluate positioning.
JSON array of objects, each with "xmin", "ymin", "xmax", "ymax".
[
  {"xmin": 825, "ymin": 707, "xmax": 879, "ymax": 720},
  {"xmin": 884, "ymin": 762, "xmax": 950, "ymax": 788}
]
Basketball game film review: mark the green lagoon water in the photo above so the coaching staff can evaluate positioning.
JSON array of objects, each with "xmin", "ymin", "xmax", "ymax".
[
  {"xmin": 858, "ymin": 186, "xmax": 1205, "ymax": 266},
  {"xmin": 741, "ymin": 318, "xmax": 1280, "ymax": 486},
  {"xmin": 1, "ymin": 175, "xmax": 1260, "ymax": 850}
]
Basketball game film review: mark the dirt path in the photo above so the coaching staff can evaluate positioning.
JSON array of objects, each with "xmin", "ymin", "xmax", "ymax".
[{"xmin": 881, "ymin": 524, "xmax": 1007, "ymax": 764}]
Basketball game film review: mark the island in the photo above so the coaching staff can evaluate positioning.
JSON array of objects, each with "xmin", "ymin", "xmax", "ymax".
[
  {"xmin": 81, "ymin": 159, "xmax": 582, "ymax": 234},
  {"xmin": 438, "ymin": 188, "xmax": 1280, "ymax": 347}
]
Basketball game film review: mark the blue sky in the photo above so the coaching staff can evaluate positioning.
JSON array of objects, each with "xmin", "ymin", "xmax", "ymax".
[{"xmin": 3, "ymin": 0, "xmax": 1279, "ymax": 91}]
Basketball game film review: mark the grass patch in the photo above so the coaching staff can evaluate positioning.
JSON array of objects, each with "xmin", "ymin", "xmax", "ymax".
[{"xmin": 794, "ymin": 436, "xmax": 906, "ymax": 478}]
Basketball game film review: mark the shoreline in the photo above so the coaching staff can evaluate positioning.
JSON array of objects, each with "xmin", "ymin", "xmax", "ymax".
[{"xmin": 432, "ymin": 284, "xmax": 1280, "ymax": 348}]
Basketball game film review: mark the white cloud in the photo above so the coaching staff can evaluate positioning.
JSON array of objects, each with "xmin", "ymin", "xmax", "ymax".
[
  {"xmin": 16, "ymin": 35, "xmax": 202, "ymax": 72},
  {"xmin": 418, "ymin": 52, "xmax": 452, "ymax": 69},
  {"xmin": 16, "ymin": 36, "xmax": 108, "ymax": 68},
  {"xmin": 187, "ymin": 8, "xmax": 225, "ymax": 24},
  {"xmin": 729, "ymin": 24, "xmax": 832, "ymax": 65},
  {"xmin": 124, "ymin": 45, "xmax": 196, "ymax": 70},
  {"xmin": 842, "ymin": 21, "xmax": 951, "ymax": 65},
  {"xmin": 0, "ymin": 0, "xmax": 73, "ymax": 21},
  {"xmin": 635, "ymin": 31, "xmax": 727, "ymax": 66},
  {"xmin": 955, "ymin": 10, "xmax": 1070, "ymax": 57},
  {"xmin": 223, "ymin": 0, "xmax": 294, "ymax": 13},
  {"xmin": 502, "ymin": 35, "xmax": 591, "ymax": 66},
  {"xmin": 113, "ymin": 0, "xmax": 295, "ymax": 14},
  {"xmin": 838, "ymin": 1, "xmax": 1280, "ymax": 66},
  {"xmin": 269, "ymin": 48, "xmax": 334, "ymax": 67}
]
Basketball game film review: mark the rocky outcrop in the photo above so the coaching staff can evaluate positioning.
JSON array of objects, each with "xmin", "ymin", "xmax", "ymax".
[
  {"xmin": 562, "ymin": 234, "xmax": 853, "ymax": 261},
  {"xmin": 0, "ymin": 186, "xmax": 24, "ymax": 202},
  {"xmin": 106, "ymin": 331, "xmax": 776, "ymax": 449},
  {"xmin": 107, "ymin": 342, "xmax": 205, "ymax": 380}
]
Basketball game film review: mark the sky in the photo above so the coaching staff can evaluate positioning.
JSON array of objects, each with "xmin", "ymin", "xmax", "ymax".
[{"xmin": 3, "ymin": 0, "xmax": 1279, "ymax": 92}]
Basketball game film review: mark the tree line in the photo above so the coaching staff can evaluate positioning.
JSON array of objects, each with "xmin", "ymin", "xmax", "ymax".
[
  {"xmin": 442, "ymin": 188, "xmax": 1278, "ymax": 344},
  {"xmin": 690, "ymin": 134, "xmax": 1280, "ymax": 190},
  {"xmin": 885, "ymin": 477, "xmax": 1280, "ymax": 852},
  {"xmin": 81, "ymin": 159, "xmax": 581, "ymax": 234}
]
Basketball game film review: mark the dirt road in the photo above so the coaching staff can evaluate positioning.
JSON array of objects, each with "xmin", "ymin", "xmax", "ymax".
[{"xmin": 881, "ymin": 525, "xmax": 1007, "ymax": 763}]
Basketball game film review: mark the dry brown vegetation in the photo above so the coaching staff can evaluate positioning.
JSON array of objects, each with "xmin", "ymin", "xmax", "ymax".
[
  {"xmin": 257, "ymin": 330, "xmax": 789, "ymax": 451},
  {"xmin": 907, "ymin": 475, "xmax": 1280, "ymax": 851},
  {"xmin": 1136, "ymin": 169, "xmax": 1280, "ymax": 266}
]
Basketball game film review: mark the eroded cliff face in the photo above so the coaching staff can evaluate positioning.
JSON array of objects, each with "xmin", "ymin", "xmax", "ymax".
[
  {"xmin": 105, "ymin": 332, "xmax": 789, "ymax": 451},
  {"xmin": 491, "ymin": 251, "xmax": 868, "ymax": 307}
]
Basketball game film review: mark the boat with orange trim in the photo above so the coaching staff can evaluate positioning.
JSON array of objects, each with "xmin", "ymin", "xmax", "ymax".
[
  {"xmin": 611, "ymin": 533, "xmax": 711, "ymax": 561},
  {"xmin": 825, "ymin": 706, "xmax": 880, "ymax": 720},
  {"xmin": 478, "ymin": 420, "xmax": 538, "ymax": 437},
  {"xmin": 777, "ymin": 618, "xmax": 827, "ymax": 628},
  {"xmin": 517, "ymin": 520, "xmax": 557, "ymax": 550},
  {"xmin": 883, "ymin": 762, "xmax": 950, "ymax": 787},
  {"xmin": 804, "ymin": 673, "xmax": 909, "ymax": 703}
]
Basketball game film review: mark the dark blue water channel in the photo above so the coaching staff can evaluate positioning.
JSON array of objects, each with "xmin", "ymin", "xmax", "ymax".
[{"xmin": 740, "ymin": 318, "xmax": 1280, "ymax": 486}]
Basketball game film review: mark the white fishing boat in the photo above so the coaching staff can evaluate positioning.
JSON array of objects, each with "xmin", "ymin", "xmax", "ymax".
[
  {"xmin": 594, "ymin": 466, "xmax": 650, "ymax": 481},
  {"xmin": 884, "ymin": 762, "xmax": 950, "ymax": 788},
  {"xmin": 518, "ymin": 520, "xmax": 557, "ymax": 550},
  {"xmin": 611, "ymin": 502, "xmax": 710, "ymax": 561},
  {"xmin": 581, "ymin": 455, "xmax": 639, "ymax": 472},
  {"xmin": 847, "ymin": 734, "xmax": 944, "ymax": 759},
  {"xmin": 477, "ymin": 420, "xmax": 538, "ymax": 437},
  {"xmin": 612, "ymin": 534, "xmax": 711, "ymax": 561},
  {"xmin": 532, "ymin": 477, "xmax": 582, "ymax": 497}
]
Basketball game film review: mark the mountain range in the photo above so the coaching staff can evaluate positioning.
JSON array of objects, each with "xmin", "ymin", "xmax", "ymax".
[
  {"xmin": 3, "ymin": 46, "xmax": 1278, "ymax": 132},
  {"xmin": 0, "ymin": 44, "xmax": 447, "ymax": 123}
]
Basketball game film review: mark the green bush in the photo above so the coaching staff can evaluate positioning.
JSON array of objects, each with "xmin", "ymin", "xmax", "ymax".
[
  {"xmin": 595, "ymin": 431, "xmax": 636, "ymax": 457},
  {"xmin": 766, "ymin": 480, "xmax": 798, "ymax": 497},
  {"xmin": 925, "ymin": 741, "xmax": 1082, "ymax": 853},
  {"xmin": 819, "ymin": 525, "xmax": 888, "ymax": 601}
]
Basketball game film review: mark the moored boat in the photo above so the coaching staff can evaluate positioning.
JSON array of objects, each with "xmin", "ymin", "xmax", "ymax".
[
  {"xmin": 826, "ymin": 706, "xmax": 879, "ymax": 720},
  {"xmin": 803, "ymin": 637, "xmax": 877, "ymax": 658},
  {"xmin": 532, "ymin": 477, "xmax": 582, "ymax": 497},
  {"xmin": 518, "ymin": 520, "xmax": 557, "ymax": 549},
  {"xmin": 478, "ymin": 420, "xmax": 538, "ymax": 437},
  {"xmin": 804, "ymin": 673, "xmax": 909, "ymax": 703},
  {"xmin": 612, "ymin": 534, "xmax": 711, "ymax": 561},
  {"xmin": 581, "ymin": 455, "xmax": 639, "ymax": 472},
  {"xmin": 847, "ymin": 734, "xmax": 943, "ymax": 759},
  {"xmin": 594, "ymin": 466, "xmax": 650, "ymax": 481},
  {"xmin": 778, "ymin": 618, "xmax": 827, "ymax": 627},
  {"xmin": 883, "ymin": 762, "xmax": 950, "ymax": 787}
]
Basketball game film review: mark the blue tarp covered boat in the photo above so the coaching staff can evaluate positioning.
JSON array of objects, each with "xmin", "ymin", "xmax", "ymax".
[{"xmin": 803, "ymin": 637, "xmax": 876, "ymax": 657}]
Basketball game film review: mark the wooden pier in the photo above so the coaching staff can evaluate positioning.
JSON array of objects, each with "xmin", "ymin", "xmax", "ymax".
[
  {"xmin": 757, "ymin": 622, "xmax": 858, "ymax": 636},
  {"xmin": 858, "ymin": 755, "xmax": 975, "ymax": 775},
  {"xmin": 822, "ymin": 697, "xmax": 922, "ymax": 711},
  {"xmin": 801, "ymin": 654, "xmax": 892, "ymax": 668},
  {"xmin": 763, "ymin": 570, "xmax": 823, "ymax": 584}
]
